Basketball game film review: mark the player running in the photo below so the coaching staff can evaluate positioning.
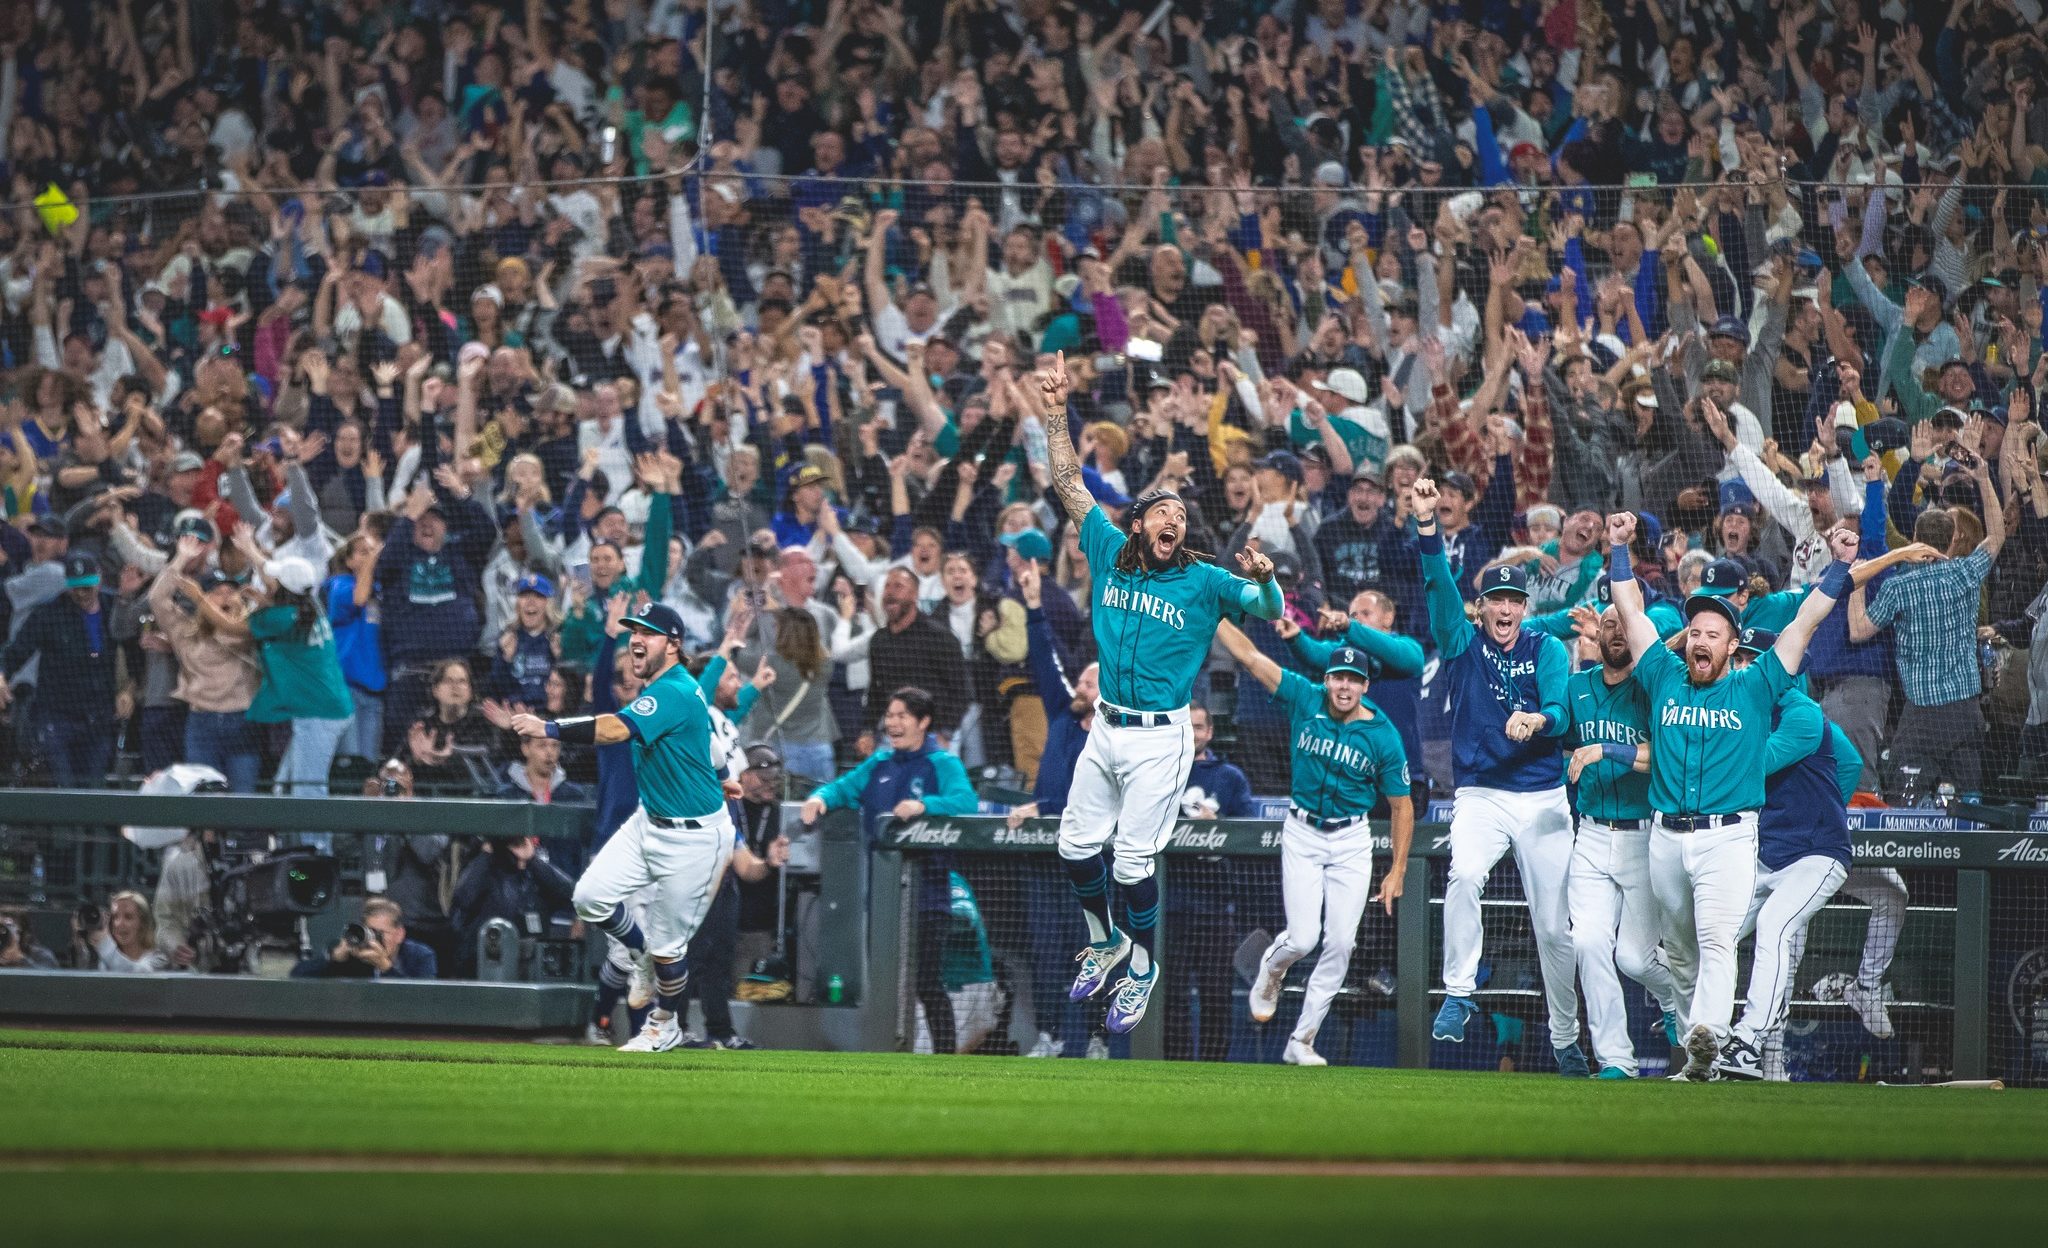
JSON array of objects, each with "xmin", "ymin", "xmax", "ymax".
[
  {"xmin": 1218, "ymin": 622, "xmax": 1415, "ymax": 1067},
  {"xmin": 1036, "ymin": 352, "xmax": 1283, "ymax": 1035},
  {"xmin": 509, "ymin": 604, "xmax": 736, "ymax": 1053},
  {"xmin": 1561, "ymin": 603, "xmax": 1682, "ymax": 1078},
  {"xmin": 1411, "ymin": 478, "xmax": 1585, "ymax": 1077},
  {"xmin": 1715, "ymin": 627, "xmax": 1863, "ymax": 1081}
]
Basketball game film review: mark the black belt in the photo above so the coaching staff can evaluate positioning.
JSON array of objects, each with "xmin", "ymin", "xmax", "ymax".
[
  {"xmin": 1290, "ymin": 806, "xmax": 1366, "ymax": 832},
  {"xmin": 648, "ymin": 813, "xmax": 720, "ymax": 831},
  {"xmin": 1657, "ymin": 813, "xmax": 1746, "ymax": 833},
  {"xmin": 1594, "ymin": 817, "xmax": 1647, "ymax": 831},
  {"xmin": 1098, "ymin": 705, "xmax": 1176, "ymax": 729}
]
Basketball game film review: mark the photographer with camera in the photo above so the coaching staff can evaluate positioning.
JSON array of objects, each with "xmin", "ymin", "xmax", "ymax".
[
  {"xmin": 448, "ymin": 837, "xmax": 578, "ymax": 977},
  {"xmin": 357, "ymin": 760, "xmax": 458, "ymax": 974},
  {"xmin": 0, "ymin": 906, "xmax": 58, "ymax": 970},
  {"xmin": 76, "ymin": 892, "xmax": 171, "ymax": 973},
  {"xmin": 290, "ymin": 897, "xmax": 437, "ymax": 980}
]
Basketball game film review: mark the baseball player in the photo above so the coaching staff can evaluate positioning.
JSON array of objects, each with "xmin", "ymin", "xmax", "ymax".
[
  {"xmin": 1603, "ymin": 513, "xmax": 1924, "ymax": 1081},
  {"xmin": 1036, "ymin": 352, "xmax": 1283, "ymax": 1034},
  {"xmin": 1715, "ymin": 626, "xmax": 1862, "ymax": 1081},
  {"xmin": 1220, "ymin": 622, "xmax": 1414, "ymax": 1067},
  {"xmin": 509, "ymin": 603, "xmax": 737, "ymax": 1053},
  {"xmin": 1561, "ymin": 604, "xmax": 1682, "ymax": 1078},
  {"xmin": 1411, "ymin": 478, "xmax": 1585, "ymax": 1077},
  {"xmin": 1277, "ymin": 592, "xmax": 1427, "ymax": 770},
  {"xmin": 1838, "ymin": 868, "xmax": 1908, "ymax": 1039}
]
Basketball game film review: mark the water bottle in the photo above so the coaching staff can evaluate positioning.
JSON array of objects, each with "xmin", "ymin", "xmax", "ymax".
[
  {"xmin": 1935, "ymin": 782, "xmax": 1956, "ymax": 811},
  {"xmin": 28, "ymin": 852, "xmax": 46, "ymax": 905},
  {"xmin": 827, "ymin": 974, "xmax": 845, "ymax": 1005},
  {"xmin": 1897, "ymin": 766, "xmax": 1922, "ymax": 809}
]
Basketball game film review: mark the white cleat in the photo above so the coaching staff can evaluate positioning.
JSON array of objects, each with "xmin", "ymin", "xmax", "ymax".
[
  {"xmin": 1843, "ymin": 981, "xmax": 1895, "ymax": 1039},
  {"xmin": 1084, "ymin": 1034, "xmax": 1109, "ymax": 1060},
  {"xmin": 1669, "ymin": 1023, "xmax": 1721, "ymax": 1082},
  {"xmin": 1282, "ymin": 1037, "xmax": 1327, "ymax": 1067},
  {"xmin": 618, "ymin": 1009, "xmax": 683, "ymax": 1053},
  {"xmin": 1025, "ymin": 1032, "xmax": 1059, "ymax": 1058},
  {"xmin": 625, "ymin": 950, "xmax": 657, "ymax": 1011},
  {"xmin": 1248, "ymin": 962, "xmax": 1284, "ymax": 1023}
]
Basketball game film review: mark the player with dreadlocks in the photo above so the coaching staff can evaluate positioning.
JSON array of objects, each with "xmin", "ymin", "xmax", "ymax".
[{"xmin": 1034, "ymin": 352, "xmax": 1283, "ymax": 1034}]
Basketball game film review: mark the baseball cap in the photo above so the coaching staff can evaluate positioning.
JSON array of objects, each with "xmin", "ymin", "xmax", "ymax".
[
  {"xmin": 198, "ymin": 567, "xmax": 238, "ymax": 593},
  {"xmin": 1350, "ymin": 465, "xmax": 1387, "ymax": 490},
  {"xmin": 1735, "ymin": 626, "xmax": 1778, "ymax": 655},
  {"xmin": 1477, "ymin": 564, "xmax": 1530, "ymax": 599},
  {"xmin": 1907, "ymin": 271, "xmax": 1949, "ymax": 307},
  {"xmin": 1707, "ymin": 315, "xmax": 1750, "ymax": 345},
  {"xmin": 1325, "ymin": 645, "xmax": 1375, "ymax": 681},
  {"xmin": 1684, "ymin": 592, "xmax": 1741, "ymax": 627},
  {"xmin": 1267, "ymin": 549, "xmax": 1302, "ymax": 582},
  {"xmin": 63, "ymin": 552, "xmax": 101, "ymax": 588},
  {"xmin": 263, "ymin": 555, "xmax": 321, "ymax": 596},
  {"xmin": 1440, "ymin": 470, "xmax": 1479, "ymax": 498},
  {"xmin": 789, "ymin": 464, "xmax": 831, "ymax": 491},
  {"xmin": 170, "ymin": 451, "xmax": 206, "ymax": 474},
  {"xmin": 1718, "ymin": 478, "xmax": 1757, "ymax": 515},
  {"xmin": 471, "ymin": 283, "xmax": 505, "ymax": 307},
  {"xmin": 1313, "ymin": 160, "xmax": 1348, "ymax": 188},
  {"xmin": 26, "ymin": 515, "xmax": 67, "ymax": 539},
  {"xmin": 1694, "ymin": 558, "xmax": 1749, "ymax": 598},
  {"xmin": 1000, "ymin": 528, "xmax": 1053, "ymax": 563},
  {"xmin": 1701, "ymin": 358, "xmax": 1740, "ymax": 385},
  {"xmin": 1592, "ymin": 574, "xmax": 1613, "ymax": 607},
  {"xmin": 1259, "ymin": 450, "xmax": 1305, "ymax": 485},
  {"xmin": 1317, "ymin": 367, "xmax": 1370, "ymax": 405},
  {"xmin": 513, "ymin": 572, "xmax": 556, "ymax": 599},
  {"xmin": 621, "ymin": 603, "xmax": 687, "ymax": 641},
  {"xmin": 172, "ymin": 510, "xmax": 217, "ymax": 544},
  {"xmin": 742, "ymin": 743, "xmax": 783, "ymax": 772}
]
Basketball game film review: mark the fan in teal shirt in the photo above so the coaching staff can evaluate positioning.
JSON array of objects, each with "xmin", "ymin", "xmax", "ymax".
[{"xmin": 246, "ymin": 603, "xmax": 354, "ymax": 724}]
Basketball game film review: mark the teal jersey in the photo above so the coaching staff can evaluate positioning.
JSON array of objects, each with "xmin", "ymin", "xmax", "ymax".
[
  {"xmin": 1079, "ymin": 506, "xmax": 1280, "ymax": 710},
  {"xmin": 614, "ymin": 663, "xmax": 728, "ymax": 820},
  {"xmin": 1275, "ymin": 669, "xmax": 1410, "ymax": 821},
  {"xmin": 1562, "ymin": 666, "xmax": 1653, "ymax": 822},
  {"xmin": 1742, "ymin": 589, "xmax": 1802, "ymax": 634},
  {"xmin": 1634, "ymin": 642, "xmax": 1797, "ymax": 815},
  {"xmin": 1647, "ymin": 600, "xmax": 1685, "ymax": 639},
  {"xmin": 1288, "ymin": 620, "xmax": 1426, "ymax": 680}
]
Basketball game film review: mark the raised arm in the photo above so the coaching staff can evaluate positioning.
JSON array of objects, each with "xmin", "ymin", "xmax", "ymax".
[
  {"xmin": 1214, "ymin": 619, "xmax": 1284, "ymax": 694},
  {"xmin": 1036, "ymin": 351, "xmax": 1095, "ymax": 528},
  {"xmin": 1409, "ymin": 477, "xmax": 1471, "ymax": 658},
  {"xmin": 1603, "ymin": 512, "xmax": 1661, "ymax": 660}
]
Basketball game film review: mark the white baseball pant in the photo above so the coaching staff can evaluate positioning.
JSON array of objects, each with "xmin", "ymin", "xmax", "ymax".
[
  {"xmin": 1056, "ymin": 706, "xmax": 1193, "ymax": 884},
  {"xmin": 1255, "ymin": 813, "xmax": 1377, "ymax": 1047},
  {"xmin": 573, "ymin": 806, "xmax": 735, "ymax": 960},
  {"xmin": 1649, "ymin": 813, "xmax": 1759, "ymax": 1044},
  {"xmin": 1733, "ymin": 854, "xmax": 1848, "ymax": 1043},
  {"xmin": 1569, "ymin": 817, "xmax": 1680, "ymax": 1075},
  {"xmin": 1843, "ymin": 867, "xmax": 1908, "ymax": 990},
  {"xmin": 1442, "ymin": 785, "xmax": 1579, "ymax": 1049}
]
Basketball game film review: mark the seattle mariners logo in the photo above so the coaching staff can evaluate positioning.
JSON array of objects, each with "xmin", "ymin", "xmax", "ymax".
[
  {"xmin": 631, "ymin": 696, "xmax": 658, "ymax": 715},
  {"xmin": 1496, "ymin": 568, "xmax": 1513, "ymax": 584}
]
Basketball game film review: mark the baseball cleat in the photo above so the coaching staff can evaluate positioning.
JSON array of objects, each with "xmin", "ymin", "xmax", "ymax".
[
  {"xmin": 1069, "ymin": 929, "xmax": 1132, "ymax": 1001},
  {"xmin": 1432, "ymin": 995, "xmax": 1479, "ymax": 1043},
  {"xmin": 1714, "ymin": 1034, "xmax": 1764, "ymax": 1082},
  {"xmin": 1554, "ymin": 1042, "xmax": 1591, "ymax": 1079},
  {"xmin": 1282, "ymin": 1037, "xmax": 1327, "ymax": 1067},
  {"xmin": 1660, "ymin": 1010, "xmax": 1681, "ymax": 1048},
  {"xmin": 619, "ymin": 1009, "xmax": 683, "ymax": 1053},
  {"xmin": 1103, "ymin": 964, "xmax": 1157, "ymax": 1034},
  {"xmin": 1671, "ymin": 1023, "xmax": 1721, "ymax": 1082},
  {"xmin": 1596, "ymin": 1066, "xmax": 1634, "ymax": 1080},
  {"xmin": 625, "ymin": 949, "xmax": 657, "ymax": 1011},
  {"xmin": 1025, "ymin": 1032, "xmax": 1059, "ymax": 1058},
  {"xmin": 1248, "ymin": 962, "xmax": 1284, "ymax": 1023},
  {"xmin": 582, "ymin": 1021, "xmax": 615, "ymax": 1047},
  {"xmin": 1084, "ymin": 1034, "xmax": 1109, "ymax": 1060},
  {"xmin": 1843, "ymin": 981, "xmax": 1895, "ymax": 1039}
]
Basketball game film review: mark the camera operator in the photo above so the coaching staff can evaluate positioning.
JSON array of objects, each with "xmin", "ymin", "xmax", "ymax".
[
  {"xmin": 0, "ymin": 906, "xmax": 58, "ymax": 970},
  {"xmin": 448, "ymin": 836, "xmax": 577, "ymax": 977},
  {"xmin": 153, "ymin": 826, "xmax": 216, "ymax": 970},
  {"xmin": 76, "ymin": 892, "xmax": 171, "ymax": 973},
  {"xmin": 358, "ymin": 760, "xmax": 458, "ymax": 974},
  {"xmin": 732, "ymin": 744, "xmax": 793, "ymax": 985},
  {"xmin": 290, "ymin": 896, "xmax": 437, "ymax": 979}
]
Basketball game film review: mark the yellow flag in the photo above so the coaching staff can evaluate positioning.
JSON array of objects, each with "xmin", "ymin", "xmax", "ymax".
[{"xmin": 33, "ymin": 184, "xmax": 77, "ymax": 235}]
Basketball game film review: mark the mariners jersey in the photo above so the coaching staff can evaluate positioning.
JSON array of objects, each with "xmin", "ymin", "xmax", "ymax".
[
  {"xmin": 1633, "ymin": 642, "xmax": 1796, "ymax": 816},
  {"xmin": 1275, "ymin": 669, "xmax": 1411, "ymax": 823},
  {"xmin": 1758, "ymin": 689, "xmax": 1859, "ymax": 871},
  {"xmin": 1562, "ymin": 666, "xmax": 1652, "ymax": 823},
  {"xmin": 614, "ymin": 664, "xmax": 728, "ymax": 820},
  {"xmin": 1422, "ymin": 541, "xmax": 1570, "ymax": 792},
  {"xmin": 1079, "ymin": 506, "xmax": 1278, "ymax": 710}
]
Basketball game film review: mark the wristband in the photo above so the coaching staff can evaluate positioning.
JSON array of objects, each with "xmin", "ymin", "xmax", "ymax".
[
  {"xmin": 1816, "ymin": 558, "xmax": 1853, "ymax": 601},
  {"xmin": 1600, "ymin": 742, "xmax": 1636, "ymax": 769},
  {"xmin": 543, "ymin": 722, "xmax": 560, "ymax": 740},
  {"xmin": 552, "ymin": 716, "xmax": 599, "ymax": 745},
  {"xmin": 1607, "ymin": 542, "xmax": 1634, "ymax": 582}
]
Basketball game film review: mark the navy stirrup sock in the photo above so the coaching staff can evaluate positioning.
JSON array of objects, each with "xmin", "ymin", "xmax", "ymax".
[{"xmin": 1065, "ymin": 852, "xmax": 1115, "ymax": 944}]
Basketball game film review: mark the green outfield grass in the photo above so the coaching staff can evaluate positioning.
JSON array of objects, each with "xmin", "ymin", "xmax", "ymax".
[{"xmin": 3, "ymin": 1028, "xmax": 2045, "ymax": 1246}]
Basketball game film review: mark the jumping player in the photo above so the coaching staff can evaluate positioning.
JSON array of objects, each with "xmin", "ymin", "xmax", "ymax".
[
  {"xmin": 1217, "ymin": 622, "xmax": 1415, "ymax": 1067},
  {"xmin": 1036, "ymin": 352, "xmax": 1283, "ymax": 1035},
  {"xmin": 1411, "ymin": 478, "xmax": 1585, "ymax": 1077},
  {"xmin": 1715, "ymin": 627, "xmax": 1862, "ymax": 1081},
  {"xmin": 1561, "ymin": 603, "xmax": 1682, "ymax": 1078},
  {"xmin": 509, "ymin": 603, "xmax": 736, "ymax": 1053}
]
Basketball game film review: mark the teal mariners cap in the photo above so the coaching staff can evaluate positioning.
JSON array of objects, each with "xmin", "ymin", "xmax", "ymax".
[{"xmin": 1325, "ymin": 646, "xmax": 1376, "ymax": 681}]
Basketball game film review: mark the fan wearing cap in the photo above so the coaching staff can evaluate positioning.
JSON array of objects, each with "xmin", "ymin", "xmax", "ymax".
[
  {"xmin": 1705, "ymin": 626, "xmax": 1863, "ymax": 1081},
  {"xmin": 1034, "ymin": 351, "xmax": 1284, "ymax": 1037},
  {"xmin": 1219, "ymin": 620, "xmax": 1414, "ymax": 1068},
  {"xmin": 243, "ymin": 555, "xmax": 356, "ymax": 808},
  {"xmin": 490, "ymin": 573, "xmax": 562, "ymax": 706},
  {"xmin": 151, "ymin": 536, "xmax": 263, "ymax": 793},
  {"xmin": 508, "ymin": 603, "xmax": 737, "ymax": 1055},
  {"xmin": 0, "ymin": 551, "xmax": 128, "ymax": 785},
  {"xmin": 1412, "ymin": 477, "xmax": 1584, "ymax": 1066},
  {"xmin": 1603, "ymin": 509, "xmax": 1859, "ymax": 1081}
]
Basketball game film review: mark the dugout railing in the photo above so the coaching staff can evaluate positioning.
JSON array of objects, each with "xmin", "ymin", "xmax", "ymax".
[{"xmin": 873, "ymin": 809, "xmax": 2048, "ymax": 1084}]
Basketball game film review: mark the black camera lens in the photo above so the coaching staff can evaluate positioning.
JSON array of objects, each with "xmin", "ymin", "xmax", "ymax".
[
  {"xmin": 342, "ymin": 922, "xmax": 370, "ymax": 948},
  {"xmin": 75, "ymin": 901, "xmax": 102, "ymax": 929}
]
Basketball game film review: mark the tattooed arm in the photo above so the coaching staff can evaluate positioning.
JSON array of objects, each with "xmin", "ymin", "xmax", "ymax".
[{"xmin": 1037, "ymin": 351, "xmax": 1097, "ymax": 528}]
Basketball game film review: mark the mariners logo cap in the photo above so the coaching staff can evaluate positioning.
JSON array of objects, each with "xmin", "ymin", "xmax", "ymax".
[
  {"xmin": 1694, "ymin": 558, "xmax": 1748, "ymax": 598},
  {"xmin": 1683, "ymin": 592, "xmax": 1741, "ymax": 627},
  {"xmin": 1735, "ymin": 626, "xmax": 1778, "ymax": 655},
  {"xmin": 1478, "ymin": 564, "xmax": 1530, "ymax": 599},
  {"xmin": 621, "ymin": 602, "xmax": 687, "ymax": 641},
  {"xmin": 1325, "ymin": 646, "xmax": 1376, "ymax": 681}
]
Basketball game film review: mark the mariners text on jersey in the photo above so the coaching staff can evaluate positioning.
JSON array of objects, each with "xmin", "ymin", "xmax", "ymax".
[
  {"xmin": 1292, "ymin": 727, "xmax": 1384, "ymax": 776},
  {"xmin": 1659, "ymin": 705, "xmax": 1745, "ymax": 730},
  {"xmin": 1098, "ymin": 583, "xmax": 1188, "ymax": 630}
]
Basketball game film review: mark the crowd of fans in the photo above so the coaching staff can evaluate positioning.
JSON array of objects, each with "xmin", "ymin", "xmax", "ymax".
[{"xmin": 7, "ymin": 0, "xmax": 2048, "ymax": 987}]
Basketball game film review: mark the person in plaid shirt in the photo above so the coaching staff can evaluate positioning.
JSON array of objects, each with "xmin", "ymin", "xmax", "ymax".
[{"xmin": 1847, "ymin": 453, "xmax": 2007, "ymax": 802}]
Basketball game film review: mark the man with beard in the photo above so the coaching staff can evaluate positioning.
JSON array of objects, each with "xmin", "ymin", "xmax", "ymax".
[
  {"xmin": 1413, "ymin": 478, "xmax": 1585, "ymax": 1078},
  {"xmin": 1036, "ymin": 352, "xmax": 1283, "ymax": 1036},
  {"xmin": 1561, "ymin": 604, "xmax": 1682, "ymax": 1079},
  {"xmin": 508, "ymin": 604, "xmax": 737, "ymax": 1054},
  {"xmin": 1604, "ymin": 512, "xmax": 1875, "ymax": 1082}
]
